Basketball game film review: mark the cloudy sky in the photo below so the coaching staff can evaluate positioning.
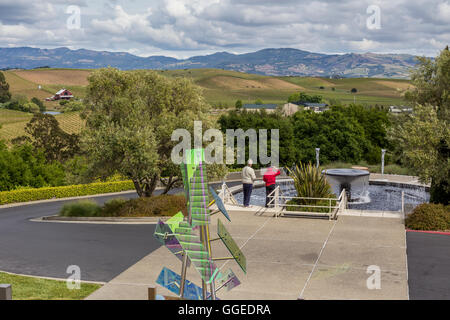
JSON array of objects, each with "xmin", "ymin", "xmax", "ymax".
[{"xmin": 0, "ymin": 0, "xmax": 449, "ymax": 58}]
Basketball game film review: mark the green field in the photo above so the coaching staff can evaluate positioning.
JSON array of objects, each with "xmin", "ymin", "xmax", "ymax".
[
  {"xmin": 158, "ymin": 68, "xmax": 411, "ymax": 107},
  {"xmin": 0, "ymin": 109, "xmax": 83, "ymax": 142},
  {"xmin": 0, "ymin": 68, "xmax": 410, "ymax": 141}
]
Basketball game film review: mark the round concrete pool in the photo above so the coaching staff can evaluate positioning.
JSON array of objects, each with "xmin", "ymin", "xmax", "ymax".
[{"xmin": 234, "ymin": 181, "xmax": 429, "ymax": 212}]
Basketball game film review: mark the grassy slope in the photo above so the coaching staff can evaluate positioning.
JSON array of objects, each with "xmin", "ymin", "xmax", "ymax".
[
  {"xmin": 0, "ymin": 68, "xmax": 409, "ymax": 141},
  {"xmin": 4, "ymin": 70, "xmax": 87, "ymax": 111},
  {"xmin": 0, "ymin": 272, "xmax": 100, "ymax": 300},
  {"xmin": 159, "ymin": 68, "xmax": 409, "ymax": 106}
]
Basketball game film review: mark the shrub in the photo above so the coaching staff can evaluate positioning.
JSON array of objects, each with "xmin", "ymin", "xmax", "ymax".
[
  {"xmin": 0, "ymin": 142, "xmax": 65, "ymax": 191},
  {"xmin": 406, "ymin": 203, "xmax": 450, "ymax": 231},
  {"xmin": 102, "ymin": 198, "xmax": 128, "ymax": 216},
  {"xmin": 111, "ymin": 194, "xmax": 188, "ymax": 217},
  {"xmin": 60, "ymin": 200, "xmax": 102, "ymax": 217},
  {"xmin": 58, "ymin": 194, "xmax": 187, "ymax": 218},
  {"xmin": 288, "ymin": 162, "xmax": 334, "ymax": 199},
  {"xmin": 31, "ymin": 97, "xmax": 46, "ymax": 112},
  {"xmin": 62, "ymin": 100, "xmax": 84, "ymax": 113},
  {"xmin": 286, "ymin": 162, "xmax": 335, "ymax": 213},
  {"xmin": 0, "ymin": 181, "xmax": 134, "ymax": 205}
]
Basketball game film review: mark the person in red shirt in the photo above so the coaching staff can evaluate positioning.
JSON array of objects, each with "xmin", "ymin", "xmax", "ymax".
[{"xmin": 263, "ymin": 166, "xmax": 281, "ymax": 207}]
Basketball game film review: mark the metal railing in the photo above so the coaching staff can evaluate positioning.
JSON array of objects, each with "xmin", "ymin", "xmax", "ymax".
[
  {"xmin": 218, "ymin": 182, "xmax": 238, "ymax": 205},
  {"xmin": 218, "ymin": 182, "xmax": 347, "ymax": 220},
  {"xmin": 266, "ymin": 186, "xmax": 347, "ymax": 220}
]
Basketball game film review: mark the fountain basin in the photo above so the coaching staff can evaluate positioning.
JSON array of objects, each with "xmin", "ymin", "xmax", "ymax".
[
  {"xmin": 323, "ymin": 169, "xmax": 370, "ymax": 202},
  {"xmin": 234, "ymin": 180, "xmax": 429, "ymax": 212}
]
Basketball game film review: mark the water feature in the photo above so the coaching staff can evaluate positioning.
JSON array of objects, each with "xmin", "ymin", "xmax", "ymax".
[
  {"xmin": 323, "ymin": 169, "xmax": 370, "ymax": 202},
  {"xmin": 43, "ymin": 111, "xmax": 61, "ymax": 115},
  {"xmin": 233, "ymin": 180, "xmax": 429, "ymax": 212}
]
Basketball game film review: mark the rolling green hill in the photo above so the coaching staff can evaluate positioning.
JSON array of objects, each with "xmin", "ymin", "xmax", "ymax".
[{"xmin": 0, "ymin": 68, "xmax": 410, "ymax": 142}]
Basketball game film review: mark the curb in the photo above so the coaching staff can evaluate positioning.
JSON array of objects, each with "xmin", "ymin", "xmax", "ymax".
[
  {"xmin": 406, "ymin": 229, "xmax": 450, "ymax": 236},
  {"xmin": 31, "ymin": 215, "xmax": 171, "ymax": 225}
]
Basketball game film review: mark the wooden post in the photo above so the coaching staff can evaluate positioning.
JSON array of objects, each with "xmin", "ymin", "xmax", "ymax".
[
  {"xmin": 148, "ymin": 287, "xmax": 157, "ymax": 300},
  {"xmin": 0, "ymin": 284, "xmax": 12, "ymax": 300}
]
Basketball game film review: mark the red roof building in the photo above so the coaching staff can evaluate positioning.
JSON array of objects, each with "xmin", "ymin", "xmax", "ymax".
[{"xmin": 46, "ymin": 89, "xmax": 74, "ymax": 101}]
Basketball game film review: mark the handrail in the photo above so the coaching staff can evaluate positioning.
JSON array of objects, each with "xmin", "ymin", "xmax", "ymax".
[
  {"xmin": 221, "ymin": 183, "xmax": 347, "ymax": 220},
  {"xmin": 219, "ymin": 182, "xmax": 238, "ymax": 205},
  {"xmin": 277, "ymin": 195, "xmax": 338, "ymax": 201}
]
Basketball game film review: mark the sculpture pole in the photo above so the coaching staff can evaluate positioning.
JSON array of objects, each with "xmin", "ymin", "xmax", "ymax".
[
  {"xmin": 205, "ymin": 224, "xmax": 217, "ymax": 300},
  {"xmin": 179, "ymin": 253, "xmax": 188, "ymax": 298}
]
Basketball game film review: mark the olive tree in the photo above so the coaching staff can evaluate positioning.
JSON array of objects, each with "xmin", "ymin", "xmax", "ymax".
[
  {"xmin": 81, "ymin": 68, "xmax": 213, "ymax": 197},
  {"xmin": 392, "ymin": 47, "xmax": 450, "ymax": 204}
]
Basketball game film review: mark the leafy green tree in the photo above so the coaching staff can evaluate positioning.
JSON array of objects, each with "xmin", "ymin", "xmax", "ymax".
[
  {"xmin": 235, "ymin": 100, "xmax": 243, "ymax": 110},
  {"xmin": 24, "ymin": 102, "xmax": 40, "ymax": 113},
  {"xmin": 61, "ymin": 100, "xmax": 84, "ymax": 113},
  {"xmin": 254, "ymin": 99, "xmax": 263, "ymax": 105},
  {"xmin": 406, "ymin": 46, "xmax": 450, "ymax": 121},
  {"xmin": 398, "ymin": 47, "xmax": 450, "ymax": 204},
  {"xmin": 288, "ymin": 92, "xmax": 323, "ymax": 104},
  {"xmin": 218, "ymin": 110, "xmax": 297, "ymax": 167},
  {"xmin": 351, "ymin": 88, "xmax": 358, "ymax": 93},
  {"xmin": 219, "ymin": 105, "xmax": 388, "ymax": 167},
  {"xmin": 0, "ymin": 71, "xmax": 11, "ymax": 103},
  {"xmin": 0, "ymin": 141, "xmax": 65, "ymax": 191},
  {"xmin": 291, "ymin": 109, "xmax": 368, "ymax": 164},
  {"xmin": 334, "ymin": 104, "xmax": 390, "ymax": 163},
  {"xmin": 391, "ymin": 105, "xmax": 449, "ymax": 204},
  {"xmin": 81, "ymin": 68, "xmax": 212, "ymax": 197},
  {"xmin": 13, "ymin": 113, "xmax": 80, "ymax": 162},
  {"xmin": 31, "ymin": 97, "xmax": 46, "ymax": 113}
]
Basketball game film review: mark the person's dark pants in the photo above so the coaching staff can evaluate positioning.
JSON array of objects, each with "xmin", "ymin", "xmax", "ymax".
[
  {"xmin": 243, "ymin": 183, "xmax": 253, "ymax": 207},
  {"xmin": 266, "ymin": 184, "xmax": 276, "ymax": 207}
]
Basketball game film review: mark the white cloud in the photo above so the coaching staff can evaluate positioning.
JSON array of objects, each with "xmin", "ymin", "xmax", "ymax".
[
  {"xmin": 436, "ymin": 1, "xmax": 450, "ymax": 22},
  {"xmin": 0, "ymin": 0, "xmax": 449, "ymax": 57},
  {"xmin": 348, "ymin": 38, "xmax": 380, "ymax": 51}
]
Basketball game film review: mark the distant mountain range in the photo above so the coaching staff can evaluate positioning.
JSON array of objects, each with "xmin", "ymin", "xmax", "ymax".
[{"xmin": 0, "ymin": 47, "xmax": 420, "ymax": 78}]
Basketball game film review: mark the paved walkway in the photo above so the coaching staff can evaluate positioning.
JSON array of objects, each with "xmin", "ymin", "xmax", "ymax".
[{"xmin": 87, "ymin": 211, "xmax": 408, "ymax": 300}]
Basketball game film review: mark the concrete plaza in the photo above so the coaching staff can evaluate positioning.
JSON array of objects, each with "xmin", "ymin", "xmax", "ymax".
[{"xmin": 87, "ymin": 210, "xmax": 408, "ymax": 300}]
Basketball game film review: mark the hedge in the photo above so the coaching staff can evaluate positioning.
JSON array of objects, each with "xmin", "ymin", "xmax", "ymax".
[
  {"xmin": 0, "ymin": 181, "xmax": 135, "ymax": 205},
  {"xmin": 60, "ymin": 195, "xmax": 188, "ymax": 218},
  {"xmin": 406, "ymin": 203, "xmax": 450, "ymax": 232}
]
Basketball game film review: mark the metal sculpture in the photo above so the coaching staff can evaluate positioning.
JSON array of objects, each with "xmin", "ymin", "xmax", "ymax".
[{"xmin": 154, "ymin": 148, "xmax": 246, "ymax": 300}]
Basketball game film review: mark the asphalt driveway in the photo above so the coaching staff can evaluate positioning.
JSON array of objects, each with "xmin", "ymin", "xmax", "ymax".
[
  {"xmin": 0, "ymin": 182, "xmax": 238, "ymax": 283},
  {"xmin": 0, "ymin": 192, "xmax": 160, "ymax": 282},
  {"xmin": 407, "ymin": 231, "xmax": 450, "ymax": 300}
]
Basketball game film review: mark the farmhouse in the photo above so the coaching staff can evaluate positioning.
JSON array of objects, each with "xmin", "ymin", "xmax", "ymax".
[
  {"xmin": 243, "ymin": 104, "xmax": 279, "ymax": 113},
  {"xmin": 45, "ymin": 89, "xmax": 74, "ymax": 101},
  {"xmin": 282, "ymin": 102, "xmax": 329, "ymax": 115},
  {"xmin": 389, "ymin": 106, "xmax": 413, "ymax": 114},
  {"xmin": 300, "ymin": 102, "xmax": 329, "ymax": 113}
]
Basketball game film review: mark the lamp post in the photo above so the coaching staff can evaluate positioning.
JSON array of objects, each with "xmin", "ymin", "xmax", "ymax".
[
  {"xmin": 381, "ymin": 149, "xmax": 386, "ymax": 175},
  {"xmin": 316, "ymin": 148, "xmax": 320, "ymax": 168}
]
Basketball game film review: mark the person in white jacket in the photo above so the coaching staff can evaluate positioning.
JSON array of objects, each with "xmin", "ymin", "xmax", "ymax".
[{"xmin": 242, "ymin": 159, "xmax": 257, "ymax": 207}]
